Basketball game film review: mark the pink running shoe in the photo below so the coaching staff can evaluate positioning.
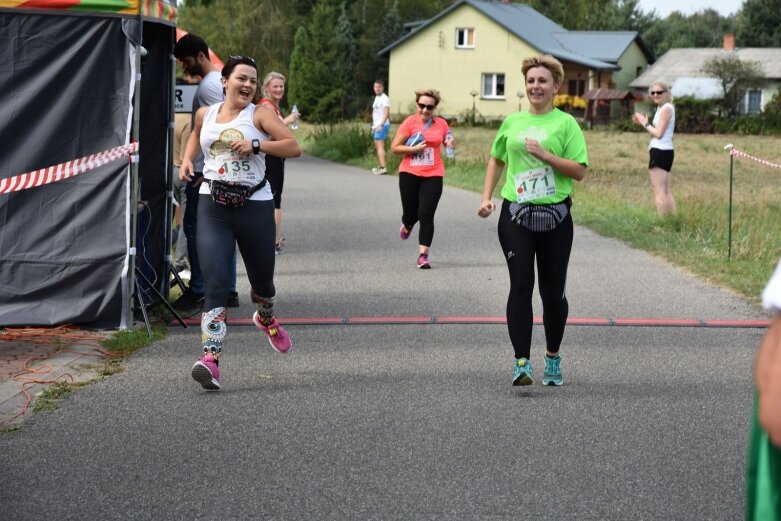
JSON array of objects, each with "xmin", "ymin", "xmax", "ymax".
[
  {"xmin": 399, "ymin": 224, "xmax": 412, "ymax": 240},
  {"xmin": 191, "ymin": 353, "xmax": 221, "ymax": 390},
  {"xmin": 417, "ymin": 253, "xmax": 431, "ymax": 269},
  {"xmin": 253, "ymin": 312, "xmax": 292, "ymax": 353}
]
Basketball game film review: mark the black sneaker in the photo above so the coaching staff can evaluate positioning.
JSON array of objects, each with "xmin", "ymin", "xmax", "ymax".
[
  {"xmin": 227, "ymin": 291, "xmax": 240, "ymax": 308},
  {"xmin": 172, "ymin": 288, "xmax": 205, "ymax": 311}
]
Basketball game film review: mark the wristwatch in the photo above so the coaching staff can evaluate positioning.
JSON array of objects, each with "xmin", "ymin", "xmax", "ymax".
[{"xmin": 252, "ymin": 139, "xmax": 261, "ymax": 155}]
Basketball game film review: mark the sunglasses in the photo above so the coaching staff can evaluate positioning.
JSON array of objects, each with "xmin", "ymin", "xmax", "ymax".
[
  {"xmin": 417, "ymin": 102, "xmax": 436, "ymax": 111},
  {"xmin": 650, "ymin": 90, "xmax": 666, "ymax": 95},
  {"xmin": 229, "ymin": 55, "xmax": 256, "ymax": 65}
]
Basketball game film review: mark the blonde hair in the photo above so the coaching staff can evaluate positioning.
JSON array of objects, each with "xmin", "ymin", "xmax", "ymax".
[
  {"xmin": 261, "ymin": 71, "xmax": 286, "ymax": 98},
  {"xmin": 650, "ymin": 81, "xmax": 674, "ymax": 103},
  {"xmin": 521, "ymin": 55, "xmax": 564, "ymax": 85},
  {"xmin": 415, "ymin": 88, "xmax": 442, "ymax": 106}
]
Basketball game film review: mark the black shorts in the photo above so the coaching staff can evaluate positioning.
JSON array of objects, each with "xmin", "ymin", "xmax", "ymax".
[
  {"xmin": 648, "ymin": 148, "xmax": 674, "ymax": 172},
  {"xmin": 265, "ymin": 154, "xmax": 285, "ymax": 209}
]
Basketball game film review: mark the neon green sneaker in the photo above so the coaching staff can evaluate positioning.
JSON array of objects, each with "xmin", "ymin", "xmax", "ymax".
[
  {"xmin": 512, "ymin": 357, "xmax": 534, "ymax": 386},
  {"xmin": 543, "ymin": 354, "xmax": 563, "ymax": 386}
]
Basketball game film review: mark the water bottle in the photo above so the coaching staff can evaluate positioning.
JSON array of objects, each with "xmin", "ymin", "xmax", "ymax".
[
  {"xmin": 290, "ymin": 104, "xmax": 299, "ymax": 130},
  {"xmin": 445, "ymin": 130, "xmax": 455, "ymax": 158}
]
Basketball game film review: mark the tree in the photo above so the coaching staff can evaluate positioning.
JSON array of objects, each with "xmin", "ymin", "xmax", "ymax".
[
  {"xmin": 642, "ymin": 9, "xmax": 734, "ymax": 56},
  {"xmin": 701, "ymin": 55, "xmax": 766, "ymax": 117},
  {"xmin": 177, "ymin": 0, "xmax": 296, "ymax": 80},
  {"xmin": 735, "ymin": 0, "xmax": 781, "ymax": 47},
  {"xmin": 288, "ymin": 0, "xmax": 354, "ymax": 122}
]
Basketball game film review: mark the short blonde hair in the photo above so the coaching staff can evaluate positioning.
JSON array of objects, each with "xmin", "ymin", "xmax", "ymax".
[
  {"xmin": 650, "ymin": 81, "xmax": 674, "ymax": 103},
  {"xmin": 261, "ymin": 71, "xmax": 286, "ymax": 97},
  {"xmin": 415, "ymin": 88, "xmax": 442, "ymax": 106},
  {"xmin": 521, "ymin": 55, "xmax": 564, "ymax": 85}
]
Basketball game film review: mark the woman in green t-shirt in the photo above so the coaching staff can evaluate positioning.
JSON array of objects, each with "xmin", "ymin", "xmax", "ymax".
[{"xmin": 478, "ymin": 55, "xmax": 588, "ymax": 387}]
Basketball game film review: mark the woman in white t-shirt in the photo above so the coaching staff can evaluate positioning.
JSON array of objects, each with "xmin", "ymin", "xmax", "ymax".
[
  {"xmin": 179, "ymin": 56, "xmax": 301, "ymax": 391},
  {"xmin": 633, "ymin": 81, "xmax": 677, "ymax": 217}
]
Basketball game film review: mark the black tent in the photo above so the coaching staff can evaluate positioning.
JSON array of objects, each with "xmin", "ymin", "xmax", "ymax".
[{"xmin": 0, "ymin": 1, "xmax": 177, "ymax": 329}]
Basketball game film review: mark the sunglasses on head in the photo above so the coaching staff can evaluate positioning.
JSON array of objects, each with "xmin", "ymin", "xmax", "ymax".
[
  {"xmin": 417, "ymin": 102, "xmax": 436, "ymax": 111},
  {"xmin": 229, "ymin": 55, "xmax": 256, "ymax": 65},
  {"xmin": 650, "ymin": 90, "xmax": 666, "ymax": 95}
]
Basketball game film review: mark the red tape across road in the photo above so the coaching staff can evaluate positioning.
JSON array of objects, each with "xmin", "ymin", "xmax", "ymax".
[
  {"xmin": 0, "ymin": 142, "xmax": 138, "ymax": 195},
  {"xmin": 176, "ymin": 316, "xmax": 772, "ymax": 328}
]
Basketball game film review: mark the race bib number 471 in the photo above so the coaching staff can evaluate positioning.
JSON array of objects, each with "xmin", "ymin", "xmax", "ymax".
[{"xmin": 513, "ymin": 166, "xmax": 556, "ymax": 203}]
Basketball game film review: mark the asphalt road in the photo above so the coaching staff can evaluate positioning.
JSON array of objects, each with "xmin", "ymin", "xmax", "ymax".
[{"xmin": 0, "ymin": 154, "xmax": 768, "ymax": 520}]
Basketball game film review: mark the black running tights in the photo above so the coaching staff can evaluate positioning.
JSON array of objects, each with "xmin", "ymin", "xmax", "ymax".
[
  {"xmin": 197, "ymin": 196, "xmax": 276, "ymax": 311},
  {"xmin": 398, "ymin": 173, "xmax": 443, "ymax": 247},
  {"xmin": 497, "ymin": 199, "xmax": 573, "ymax": 360}
]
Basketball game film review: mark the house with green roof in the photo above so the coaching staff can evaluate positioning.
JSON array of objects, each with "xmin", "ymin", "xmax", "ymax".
[{"xmin": 378, "ymin": 0, "xmax": 654, "ymax": 121}]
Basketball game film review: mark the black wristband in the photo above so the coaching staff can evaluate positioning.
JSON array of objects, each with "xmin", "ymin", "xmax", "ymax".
[{"xmin": 252, "ymin": 139, "xmax": 261, "ymax": 155}]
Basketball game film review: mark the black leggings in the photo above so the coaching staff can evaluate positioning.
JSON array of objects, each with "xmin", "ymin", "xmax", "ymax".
[
  {"xmin": 197, "ymin": 196, "xmax": 276, "ymax": 311},
  {"xmin": 265, "ymin": 155, "xmax": 285, "ymax": 209},
  {"xmin": 398, "ymin": 173, "xmax": 443, "ymax": 247},
  {"xmin": 497, "ymin": 199, "xmax": 573, "ymax": 359}
]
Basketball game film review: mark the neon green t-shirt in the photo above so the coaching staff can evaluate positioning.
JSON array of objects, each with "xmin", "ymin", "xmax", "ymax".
[{"xmin": 491, "ymin": 108, "xmax": 588, "ymax": 205}]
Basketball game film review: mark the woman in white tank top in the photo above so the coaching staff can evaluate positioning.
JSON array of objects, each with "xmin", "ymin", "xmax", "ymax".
[
  {"xmin": 179, "ymin": 55, "xmax": 301, "ymax": 391},
  {"xmin": 632, "ymin": 81, "xmax": 677, "ymax": 217}
]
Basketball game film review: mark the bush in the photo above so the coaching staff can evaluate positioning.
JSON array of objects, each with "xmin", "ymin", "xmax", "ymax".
[
  {"xmin": 307, "ymin": 123, "xmax": 373, "ymax": 161},
  {"xmin": 673, "ymin": 96, "xmax": 717, "ymax": 133}
]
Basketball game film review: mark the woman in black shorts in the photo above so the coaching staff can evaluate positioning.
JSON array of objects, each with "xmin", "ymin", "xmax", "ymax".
[{"xmin": 633, "ymin": 81, "xmax": 676, "ymax": 217}]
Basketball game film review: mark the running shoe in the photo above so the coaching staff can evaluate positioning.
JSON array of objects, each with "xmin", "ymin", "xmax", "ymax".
[
  {"xmin": 542, "ymin": 354, "xmax": 563, "ymax": 386},
  {"xmin": 191, "ymin": 353, "xmax": 221, "ymax": 390},
  {"xmin": 373, "ymin": 167, "xmax": 387, "ymax": 176},
  {"xmin": 512, "ymin": 357, "xmax": 534, "ymax": 386},
  {"xmin": 253, "ymin": 312, "xmax": 292, "ymax": 353},
  {"xmin": 399, "ymin": 224, "xmax": 412, "ymax": 240},
  {"xmin": 417, "ymin": 253, "xmax": 431, "ymax": 269}
]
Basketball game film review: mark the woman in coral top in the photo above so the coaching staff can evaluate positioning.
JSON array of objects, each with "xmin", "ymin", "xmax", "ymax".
[{"xmin": 390, "ymin": 88, "xmax": 455, "ymax": 269}]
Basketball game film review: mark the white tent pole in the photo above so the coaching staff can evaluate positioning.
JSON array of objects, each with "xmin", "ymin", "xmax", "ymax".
[{"xmin": 127, "ymin": 44, "xmax": 145, "ymax": 329}]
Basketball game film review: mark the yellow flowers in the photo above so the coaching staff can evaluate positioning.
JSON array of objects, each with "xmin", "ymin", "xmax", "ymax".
[{"xmin": 553, "ymin": 94, "xmax": 588, "ymax": 110}]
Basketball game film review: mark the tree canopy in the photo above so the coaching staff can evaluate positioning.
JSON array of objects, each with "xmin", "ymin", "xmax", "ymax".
[{"xmin": 176, "ymin": 0, "xmax": 772, "ymax": 120}]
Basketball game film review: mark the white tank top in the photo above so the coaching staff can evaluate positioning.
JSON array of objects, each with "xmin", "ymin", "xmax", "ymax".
[
  {"xmin": 649, "ymin": 102, "xmax": 674, "ymax": 151},
  {"xmin": 199, "ymin": 102, "xmax": 272, "ymax": 201}
]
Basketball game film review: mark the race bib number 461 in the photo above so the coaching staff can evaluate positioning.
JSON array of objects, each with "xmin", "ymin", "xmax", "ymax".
[{"xmin": 513, "ymin": 166, "xmax": 556, "ymax": 203}]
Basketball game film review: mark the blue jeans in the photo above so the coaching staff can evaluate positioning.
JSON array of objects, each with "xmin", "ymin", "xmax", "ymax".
[{"xmin": 184, "ymin": 174, "xmax": 237, "ymax": 295}]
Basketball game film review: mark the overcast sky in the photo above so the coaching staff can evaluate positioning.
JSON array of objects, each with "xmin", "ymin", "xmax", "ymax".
[{"xmin": 637, "ymin": 0, "xmax": 743, "ymax": 17}]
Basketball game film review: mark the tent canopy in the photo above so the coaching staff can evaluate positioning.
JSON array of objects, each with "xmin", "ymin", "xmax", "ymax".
[
  {"xmin": 0, "ymin": 0, "xmax": 176, "ymax": 328},
  {"xmin": 0, "ymin": 0, "xmax": 176, "ymax": 24}
]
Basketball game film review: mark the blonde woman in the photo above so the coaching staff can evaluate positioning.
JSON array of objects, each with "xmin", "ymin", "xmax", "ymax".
[
  {"xmin": 633, "ymin": 82, "xmax": 676, "ymax": 217},
  {"xmin": 259, "ymin": 71, "xmax": 301, "ymax": 253},
  {"xmin": 478, "ymin": 55, "xmax": 588, "ymax": 386}
]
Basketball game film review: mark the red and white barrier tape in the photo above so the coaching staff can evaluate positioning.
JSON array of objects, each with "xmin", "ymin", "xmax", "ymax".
[
  {"xmin": 724, "ymin": 143, "xmax": 781, "ymax": 169},
  {"xmin": 0, "ymin": 142, "xmax": 139, "ymax": 195}
]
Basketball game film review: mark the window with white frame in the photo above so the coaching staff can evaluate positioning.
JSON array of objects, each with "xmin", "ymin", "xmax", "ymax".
[
  {"xmin": 482, "ymin": 73, "xmax": 505, "ymax": 98},
  {"xmin": 455, "ymin": 28, "xmax": 475, "ymax": 48},
  {"xmin": 746, "ymin": 89, "xmax": 762, "ymax": 114}
]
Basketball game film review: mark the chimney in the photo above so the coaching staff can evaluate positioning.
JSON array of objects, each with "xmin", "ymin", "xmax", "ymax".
[{"xmin": 723, "ymin": 33, "xmax": 735, "ymax": 51}]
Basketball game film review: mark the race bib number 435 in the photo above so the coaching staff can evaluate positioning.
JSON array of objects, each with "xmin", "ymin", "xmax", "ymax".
[{"xmin": 513, "ymin": 166, "xmax": 556, "ymax": 203}]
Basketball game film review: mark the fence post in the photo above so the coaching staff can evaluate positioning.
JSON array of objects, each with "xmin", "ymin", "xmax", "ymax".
[{"xmin": 724, "ymin": 144, "xmax": 734, "ymax": 260}]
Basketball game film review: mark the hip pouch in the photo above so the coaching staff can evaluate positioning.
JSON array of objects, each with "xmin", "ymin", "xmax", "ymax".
[
  {"xmin": 208, "ymin": 179, "xmax": 266, "ymax": 208},
  {"xmin": 508, "ymin": 197, "xmax": 571, "ymax": 232}
]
